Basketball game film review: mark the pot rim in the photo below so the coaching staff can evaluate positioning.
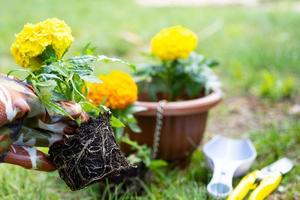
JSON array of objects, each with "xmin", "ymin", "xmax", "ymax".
[{"xmin": 135, "ymin": 89, "xmax": 222, "ymax": 116}]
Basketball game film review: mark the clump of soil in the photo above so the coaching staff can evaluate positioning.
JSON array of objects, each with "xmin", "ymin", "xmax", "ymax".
[{"xmin": 49, "ymin": 113, "xmax": 134, "ymax": 191}]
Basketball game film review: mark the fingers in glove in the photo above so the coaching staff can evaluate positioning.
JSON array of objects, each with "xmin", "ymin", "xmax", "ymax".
[
  {"xmin": 27, "ymin": 101, "xmax": 89, "ymax": 135},
  {"xmin": 13, "ymin": 126, "xmax": 63, "ymax": 147},
  {"xmin": 0, "ymin": 144, "xmax": 55, "ymax": 171},
  {"xmin": 0, "ymin": 120, "xmax": 23, "ymax": 153},
  {"xmin": 0, "ymin": 75, "xmax": 44, "ymax": 126},
  {"xmin": 25, "ymin": 117, "xmax": 77, "ymax": 135}
]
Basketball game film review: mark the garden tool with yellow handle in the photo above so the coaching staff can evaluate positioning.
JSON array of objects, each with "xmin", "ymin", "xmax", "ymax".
[{"xmin": 227, "ymin": 157, "xmax": 293, "ymax": 200}]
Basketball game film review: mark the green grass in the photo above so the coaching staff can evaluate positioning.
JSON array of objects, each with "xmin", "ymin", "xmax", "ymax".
[
  {"xmin": 0, "ymin": 0, "xmax": 300, "ymax": 199},
  {"xmin": 1, "ymin": 119, "xmax": 299, "ymax": 199},
  {"xmin": 0, "ymin": 165, "xmax": 100, "ymax": 200}
]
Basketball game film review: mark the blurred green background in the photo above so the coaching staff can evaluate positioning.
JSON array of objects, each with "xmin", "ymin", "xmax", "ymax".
[{"xmin": 0, "ymin": 0, "xmax": 299, "ymax": 199}]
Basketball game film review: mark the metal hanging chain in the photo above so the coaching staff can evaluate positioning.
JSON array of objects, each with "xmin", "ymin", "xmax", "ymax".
[{"xmin": 151, "ymin": 100, "xmax": 167, "ymax": 159}]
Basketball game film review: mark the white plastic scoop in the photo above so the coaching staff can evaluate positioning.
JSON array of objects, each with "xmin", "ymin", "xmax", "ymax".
[{"xmin": 203, "ymin": 135, "xmax": 257, "ymax": 198}]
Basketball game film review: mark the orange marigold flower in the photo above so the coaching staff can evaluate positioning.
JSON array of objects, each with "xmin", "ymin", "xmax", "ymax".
[{"xmin": 87, "ymin": 70, "xmax": 138, "ymax": 109}]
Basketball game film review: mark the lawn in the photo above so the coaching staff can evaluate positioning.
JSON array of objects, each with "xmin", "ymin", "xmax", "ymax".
[{"xmin": 0, "ymin": 0, "xmax": 299, "ymax": 199}]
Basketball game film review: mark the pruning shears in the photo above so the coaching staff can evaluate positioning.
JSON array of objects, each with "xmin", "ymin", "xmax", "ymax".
[{"xmin": 227, "ymin": 158, "xmax": 293, "ymax": 200}]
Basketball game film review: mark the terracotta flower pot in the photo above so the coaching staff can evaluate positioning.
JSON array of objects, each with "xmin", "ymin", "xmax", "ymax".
[{"xmin": 127, "ymin": 90, "xmax": 222, "ymax": 164}]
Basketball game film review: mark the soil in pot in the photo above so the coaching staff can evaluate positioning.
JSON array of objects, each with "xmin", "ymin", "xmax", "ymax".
[{"xmin": 49, "ymin": 113, "xmax": 134, "ymax": 191}]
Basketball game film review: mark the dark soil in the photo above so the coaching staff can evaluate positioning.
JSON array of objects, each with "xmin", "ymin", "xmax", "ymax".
[{"xmin": 49, "ymin": 113, "xmax": 135, "ymax": 191}]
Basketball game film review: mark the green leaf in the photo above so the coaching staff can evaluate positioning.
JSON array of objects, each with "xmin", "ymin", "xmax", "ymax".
[
  {"xmin": 114, "ymin": 127, "xmax": 125, "ymax": 139},
  {"xmin": 39, "ymin": 46, "xmax": 58, "ymax": 64},
  {"xmin": 7, "ymin": 69, "xmax": 36, "ymax": 80},
  {"xmin": 35, "ymin": 80, "xmax": 57, "ymax": 88},
  {"xmin": 45, "ymin": 101, "xmax": 72, "ymax": 118},
  {"xmin": 149, "ymin": 159, "xmax": 168, "ymax": 170},
  {"xmin": 128, "ymin": 122, "xmax": 142, "ymax": 133},
  {"xmin": 69, "ymin": 77, "xmax": 86, "ymax": 101},
  {"xmin": 124, "ymin": 105, "xmax": 147, "ymax": 115},
  {"xmin": 97, "ymin": 55, "xmax": 136, "ymax": 71},
  {"xmin": 79, "ymin": 101, "xmax": 100, "ymax": 115},
  {"xmin": 81, "ymin": 75, "xmax": 102, "ymax": 83},
  {"xmin": 38, "ymin": 74, "xmax": 63, "ymax": 82},
  {"xmin": 46, "ymin": 64, "xmax": 68, "ymax": 77},
  {"xmin": 205, "ymin": 59, "xmax": 219, "ymax": 68},
  {"xmin": 81, "ymin": 43, "xmax": 96, "ymax": 55},
  {"xmin": 110, "ymin": 116, "xmax": 125, "ymax": 128}
]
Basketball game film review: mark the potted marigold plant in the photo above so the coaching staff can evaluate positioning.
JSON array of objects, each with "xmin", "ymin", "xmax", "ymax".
[{"xmin": 131, "ymin": 26, "xmax": 222, "ymax": 164}]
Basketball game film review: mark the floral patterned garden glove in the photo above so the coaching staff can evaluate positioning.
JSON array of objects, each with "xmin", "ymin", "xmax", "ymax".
[{"xmin": 0, "ymin": 75, "xmax": 88, "ymax": 171}]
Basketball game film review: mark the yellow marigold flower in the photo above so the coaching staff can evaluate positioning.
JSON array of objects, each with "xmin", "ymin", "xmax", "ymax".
[
  {"xmin": 11, "ymin": 18, "xmax": 74, "ymax": 69},
  {"xmin": 151, "ymin": 25, "xmax": 198, "ymax": 60},
  {"xmin": 87, "ymin": 70, "xmax": 138, "ymax": 109}
]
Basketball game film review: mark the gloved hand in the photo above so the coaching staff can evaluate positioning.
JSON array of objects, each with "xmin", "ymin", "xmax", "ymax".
[{"xmin": 0, "ymin": 75, "xmax": 88, "ymax": 171}]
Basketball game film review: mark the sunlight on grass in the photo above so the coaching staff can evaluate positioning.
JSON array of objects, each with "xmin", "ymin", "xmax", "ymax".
[{"xmin": 0, "ymin": 165, "xmax": 100, "ymax": 200}]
